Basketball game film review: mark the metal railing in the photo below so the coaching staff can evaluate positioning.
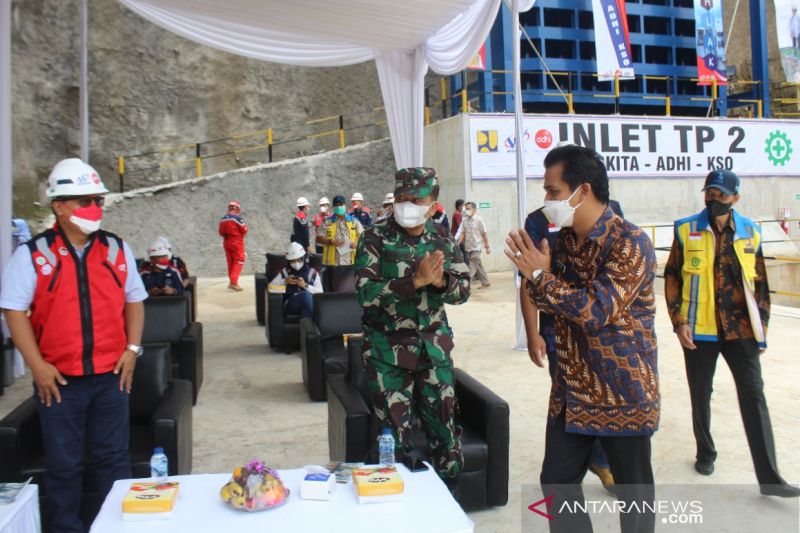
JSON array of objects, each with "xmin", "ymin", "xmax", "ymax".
[{"xmin": 115, "ymin": 106, "xmax": 391, "ymax": 192}]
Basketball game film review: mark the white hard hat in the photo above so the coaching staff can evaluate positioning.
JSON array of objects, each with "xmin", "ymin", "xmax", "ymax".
[
  {"xmin": 383, "ymin": 193, "xmax": 394, "ymax": 204},
  {"xmin": 286, "ymin": 242, "xmax": 306, "ymax": 261},
  {"xmin": 154, "ymin": 236, "xmax": 173, "ymax": 259},
  {"xmin": 148, "ymin": 240, "xmax": 171, "ymax": 258},
  {"xmin": 319, "ymin": 197, "xmax": 330, "ymax": 205},
  {"xmin": 351, "ymin": 192, "xmax": 364, "ymax": 202},
  {"xmin": 296, "ymin": 196, "xmax": 310, "ymax": 207},
  {"xmin": 46, "ymin": 158, "xmax": 109, "ymax": 198}
]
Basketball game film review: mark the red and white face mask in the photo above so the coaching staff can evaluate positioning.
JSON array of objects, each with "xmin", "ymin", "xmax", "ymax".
[
  {"xmin": 153, "ymin": 257, "xmax": 171, "ymax": 269},
  {"xmin": 69, "ymin": 204, "xmax": 103, "ymax": 234}
]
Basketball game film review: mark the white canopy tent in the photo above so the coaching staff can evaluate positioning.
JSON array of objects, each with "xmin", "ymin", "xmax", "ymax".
[{"xmin": 1, "ymin": 0, "xmax": 535, "ymax": 308}]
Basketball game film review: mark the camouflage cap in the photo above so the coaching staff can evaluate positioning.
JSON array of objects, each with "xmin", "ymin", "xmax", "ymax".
[{"xmin": 394, "ymin": 167, "xmax": 438, "ymax": 198}]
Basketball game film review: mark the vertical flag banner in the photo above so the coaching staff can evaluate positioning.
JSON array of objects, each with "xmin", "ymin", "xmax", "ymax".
[
  {"xmin": 694, "ymin": 0, "xmax": 727, "ymax": 85},
  {"xmin": 591, "ymin": 0, "xmax": 635, "ymax": 81},
  {"xmin": 773, "ymin": 0, "xmax": 800, "ymax": 82},
  {"xmin": 466, "ymin": 43, "xmax": 486, "ymax": 71}
]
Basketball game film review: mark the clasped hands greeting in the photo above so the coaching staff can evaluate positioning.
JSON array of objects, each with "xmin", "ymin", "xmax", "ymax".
[{"xmin": 504, "ymin": 229, "xmax": 552, "ymax": 281}]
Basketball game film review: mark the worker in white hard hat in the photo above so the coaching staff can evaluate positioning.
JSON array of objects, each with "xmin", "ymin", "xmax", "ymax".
[
  {"xmin": 349, "ymin": 191, "xmax": 372, "ymax": 227},
  {"xmin": 0, "ymin": 158, "xmax": 147, "ymax": 532},
  {"xmin": 267, "ymin": 241, "xmax": 323, "ymax": 318},
  {"xmin": 145, "ymin": 235, "xmax": 190, "ymax": 288},
  {"xmin": 374, "ymin": 193, "xmax": 395, "ymax": 224},
  {"xmin": 140, "ymin": 239, "xmax": 185, "ymax": 296},
  {"xmin": 291, "ymin": 196, "xmax": 313, "ymax": 254}
]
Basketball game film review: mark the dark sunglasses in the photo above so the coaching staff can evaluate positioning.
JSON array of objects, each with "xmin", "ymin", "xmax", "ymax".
[{"xmin": 58, "ymin": 196, "xmax": 105, "ymax": 207}]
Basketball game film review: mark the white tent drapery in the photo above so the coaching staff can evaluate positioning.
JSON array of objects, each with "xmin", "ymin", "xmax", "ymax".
[{"xmin": 119, "ymin": 0, "xmax": 501, "ymax": 168}]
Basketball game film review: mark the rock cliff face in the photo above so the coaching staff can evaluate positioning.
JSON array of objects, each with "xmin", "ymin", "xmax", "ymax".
[{"xmin": 10, "ymin": 0, "xmax": 385, "ymax": 217}]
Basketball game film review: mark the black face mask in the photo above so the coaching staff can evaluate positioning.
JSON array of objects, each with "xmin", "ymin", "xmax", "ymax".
[{"xmin": 706, "ymin": 199, "xmax": 733, "ymax": 217}]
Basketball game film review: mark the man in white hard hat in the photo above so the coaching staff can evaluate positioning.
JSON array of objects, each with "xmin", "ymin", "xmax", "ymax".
[
  {"xmin": 291, "ymin": 196, "xmax": 313, "ymax": 255},
  {"xmin": 0, "ymin": 158, "xmax": 147, "ymax": 532},
  {"xmin": 313, "ymin": 197, "xmax": 331, "ymax": 254},
  {"xmin": 349, "ymin": 192, "xmax": 372, "ymax": 228},
  {"xmin": 146, "ymin": 235, "xmax": 190, "ymax": 288},
  {"xmin": 140, "ymin": 239, "xmax": 185, "ymax": 296},
  {"xmin": 268, "ymin": 242, "xmax": 323, "ymax": 318},
  {"xmin": 375, "ymin": 193, "xmax": 394, "ymax": 224}
]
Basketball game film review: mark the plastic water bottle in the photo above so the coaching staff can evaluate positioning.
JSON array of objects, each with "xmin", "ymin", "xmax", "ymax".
[
  {"xmin": 150, "ymin": 447, "xmax": 168, "ymax": 481},
  {"xmin": 378, "ymin": 428, "xmax": 395, "ymax": 466}
]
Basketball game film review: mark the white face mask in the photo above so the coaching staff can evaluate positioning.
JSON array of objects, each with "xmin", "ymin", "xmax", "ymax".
[
  {"xmin": 69, "ymin": 216, "xmax": 102, "ymax": 235},
  {"xmin": 542, "ymin": 188, "xmax": 583, "ymax": 228},
  {"xmin": 393, "ymin": 201, "xmax": 431, "ymax": 228},
  {"xmin": 289, "ymin": 261, "xmax": 304, "ymax": 271},
  {"xmin": 155, "ymin": 263, "xmax": 169, "ymax": 270},
  {"xmin": 319, "ymin": 205, "xmax": 328, "ymax": 213}
]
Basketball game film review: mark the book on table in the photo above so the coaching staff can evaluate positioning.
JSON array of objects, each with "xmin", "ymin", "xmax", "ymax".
[
  {"xmin": 352, "ymin": 466, "xmax": 404, "ymax": 504},
  {"xmin": 122, "ymin": 481, "xmax": 180, "ymax": 521}
]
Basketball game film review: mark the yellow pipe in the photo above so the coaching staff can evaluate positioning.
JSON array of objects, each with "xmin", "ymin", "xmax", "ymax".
[
  {"xmin": 195, "ymin": 157, "xmax": 202, "ymax": 177},
  {"xmin": 424, "ymin": 106, "xmax": 431, "ymax": 125},
  {"xmin": 306, "ymin": 129, "xmax": 339, "ymax": 140},
  {"xmin": 614, "ymin": 76, "xmax": 620, "ymax": 98},
  {"xmin": 267, "ymin": 128, "xmax": 273, "ymax": 145},
  {"xmin": 461, "ymin": 89, "xmax": 468, "ymax": 113},
  {"xmin": 567, "ymin": 93, "xmax": 574, "ymax": 115},
  {"xmin": 339, "ymin": 128, "xmax": 345, "ymax": 149},
  {"xmin": 117, "ymin": 156, "xmax": 125, "ymax": 175},
  {"xmin": 440, "ymin": 78, "xmax": 446, "ymax": 102},
  {"xmin": 666, "ymin": 95, "xmax": 671, "ymax": 117}
]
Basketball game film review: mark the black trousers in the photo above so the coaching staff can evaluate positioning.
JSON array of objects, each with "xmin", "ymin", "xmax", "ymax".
[
  {"xmin": 540, "ymin": 411, "xmax": 655, "ymax": 533},
  {"xmin": 683, "ymin": 338, "xmax": 784, "ymax": 485}
]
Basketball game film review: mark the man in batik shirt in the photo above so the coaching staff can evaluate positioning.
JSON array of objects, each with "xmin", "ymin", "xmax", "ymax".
[{"xmin": 507, "ymin": 145, "xmax": 659, "ymax": 533}]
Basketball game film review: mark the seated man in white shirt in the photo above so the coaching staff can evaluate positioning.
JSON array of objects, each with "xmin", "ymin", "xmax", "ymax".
[{"xmin": 268, "ymin": 242, "xmax": 323, "ymax": 318}]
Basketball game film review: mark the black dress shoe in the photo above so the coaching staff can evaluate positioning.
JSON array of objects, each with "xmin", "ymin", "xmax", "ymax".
[
  {"xmin": 694, "ymin": 459, "xmax": 714, "ymax": 476},
  {"xmin": 760, "ymin": 483, "xmax": 800, "ymax": 498}
]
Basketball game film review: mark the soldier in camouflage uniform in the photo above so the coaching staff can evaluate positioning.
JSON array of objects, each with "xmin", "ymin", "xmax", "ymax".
[{"xmin": 355, "ymin": 167, "xmax": 471, "ymax": 484}]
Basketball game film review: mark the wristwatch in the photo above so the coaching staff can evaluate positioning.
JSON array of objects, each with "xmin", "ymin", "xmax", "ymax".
[
  {"xmin": 126, "ymin": 343, "xmax": 144, "ymax": 357},
  {"xmin": 532, "ymin": 269, "xmax": 544, "ymax": 281}
]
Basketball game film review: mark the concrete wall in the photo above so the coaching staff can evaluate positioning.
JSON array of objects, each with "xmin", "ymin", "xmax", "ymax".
[
  {"xmin": 101, "ymin": 139, "xmax": 394, "ymax": 276},
  {"xmin": 423, "ymin": 114, "xmax": 800, "ymax": 306}
]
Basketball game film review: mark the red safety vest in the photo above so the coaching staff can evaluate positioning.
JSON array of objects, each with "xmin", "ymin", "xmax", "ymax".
[{"xmin": 28, "ymin": 227, "xmax": 129, "ymax": 376}]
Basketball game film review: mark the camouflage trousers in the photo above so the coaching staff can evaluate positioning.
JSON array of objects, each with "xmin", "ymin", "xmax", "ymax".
[{"xmin": 364, "ymin": 355, "xmax": 463, "ymax": 479}]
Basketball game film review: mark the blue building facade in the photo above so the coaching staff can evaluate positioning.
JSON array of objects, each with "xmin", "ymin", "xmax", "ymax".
[{"xmin": 446, "ymin": 0, "xmax": 770, "ymax": 117}]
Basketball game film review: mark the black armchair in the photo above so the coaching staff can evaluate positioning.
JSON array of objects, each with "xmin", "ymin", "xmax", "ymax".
[
  {"xmin": 327, "ymin": 338, "xmax": 510, "ymax": 511},
  {"xmin": 300, "ymin": 292, "xmax": 363, "ymax": 401},
  {"xmin": 185, "ymin": 276, "xmax": 198, "ymax": 323},
  {"xmin": 0, "ymin": 343, "xmax": 193, "ymax": 529},
  {"xmin": 323, "ymin": 265, "xmax": 356, "ymax": 292},
  {"xmin": 255, "ymin": 272, "xmax": 267, "ymax": 325},
  {"xmin": 142, "ymin": 295, "xmax": 203, "ymax": 405}
]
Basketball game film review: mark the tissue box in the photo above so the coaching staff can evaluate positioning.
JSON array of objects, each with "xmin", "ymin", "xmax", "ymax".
[{"xmin": 300, "ymin": 473, "xmax": 335, "ymax": 501}]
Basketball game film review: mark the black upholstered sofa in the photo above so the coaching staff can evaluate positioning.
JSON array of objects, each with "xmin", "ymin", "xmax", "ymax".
[
  {"xmin": 327, "ymin": 337, "xmax": 510, "ymax": 511},
  {"xmin": 0, "ymin": 343, "xmax": 193, "ymax": 530},
  {"xmin": 142, "ymin": 295, "xmax": 203, "ymax": 405},
  {"xmin": 299, "ymin": 292, "xmax": 363, "ymax": 401}
]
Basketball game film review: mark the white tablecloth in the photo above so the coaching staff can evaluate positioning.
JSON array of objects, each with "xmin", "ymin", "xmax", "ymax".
[
  {"xmin": 90, "ymin": 465, "xmax": 473, "ymax": 533},
  {"xmin": 0, "ymin": 485, "xmax": 41, "ymax": 533}
]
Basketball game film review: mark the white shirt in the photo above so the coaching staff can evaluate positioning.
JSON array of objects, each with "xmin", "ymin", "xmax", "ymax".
[
  {"xmin": 454, "ymin": 214, "xmax": 488, "ymax": 252},
  {"xmin": 0, "ymin": 240, "xmax": 148, "ymax": 311},
  {"xmin": 268, "ymin": 267, "xmax": 323, "ymax": 294}
]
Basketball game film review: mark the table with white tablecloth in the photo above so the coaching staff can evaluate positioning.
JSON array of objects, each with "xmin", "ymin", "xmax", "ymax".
[
  {"xmin": 0, "ymin": 485, "xmax": 41, "ymax": 533},
  {"xmin": 91, "ymin": 464, "xmax": 473, "ymax": 533}
]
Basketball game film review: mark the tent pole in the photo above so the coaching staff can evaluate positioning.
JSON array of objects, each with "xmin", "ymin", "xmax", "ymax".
[
  {"xmin": 80, "ymin": 0, "xmax": 89, "ymax": 162},
  {"xmin": 0, "ymin": 0, "xmax": 12, "ymax": 279},
  {"xmin": 511, "ymin": 0, "xmax": 528, "ymax": 351}
]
